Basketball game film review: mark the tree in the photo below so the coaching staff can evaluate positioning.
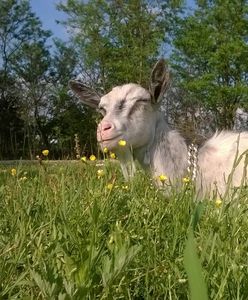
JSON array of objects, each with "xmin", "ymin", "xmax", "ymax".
[
  {"xmin": 47, "ymin": 40, "xmax": 98, "ymax": 158},
  {"xmin": 0, "ymin": 71, "xmax": 24, "ymax": 158},
  {"xmin": 171, "ymin": 0, "xmax": 248, "ymax": 130},
  {"xmin": 0, "ymin": 0, "xmax": 51, "ymax": 158},
  {"xmin": 57, "ymin": 0, "xmax": 166, "ymax": 90},
  {"xmin": 12, "ymin": 41, "xmax": 52, "ymax": 156}
]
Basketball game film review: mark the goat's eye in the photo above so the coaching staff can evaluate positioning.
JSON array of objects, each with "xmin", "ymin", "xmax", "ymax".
[
  {"xmin": 98, "ymin": 107, "xmax": 106, "ymax": 116},
  {"xmin": 136, "ymin": 98, "xmax": 149, "ymax": 103},
  {"xmin": 117, "ymin": 100, "xmax": 125, "ymax": 110}
]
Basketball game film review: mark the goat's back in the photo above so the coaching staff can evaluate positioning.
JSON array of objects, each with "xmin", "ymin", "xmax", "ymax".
[{"xmin": 197, "ymin": 131, "xmax": 248, "ymax": 195}]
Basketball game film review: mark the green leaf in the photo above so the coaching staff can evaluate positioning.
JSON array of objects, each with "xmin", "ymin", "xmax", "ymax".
[{"xmin": 184, "ymin": 229, "xmax": 208, "ymax": 300}]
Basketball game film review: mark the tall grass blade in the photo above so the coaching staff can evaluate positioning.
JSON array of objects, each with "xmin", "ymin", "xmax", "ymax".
[
  {"xmin": 191, "ymin": 202, "xmax": 205, "ymax": 231},
  {"xmin": 184, "ymin": 229, "xmax": 208, "ymax": 300}
]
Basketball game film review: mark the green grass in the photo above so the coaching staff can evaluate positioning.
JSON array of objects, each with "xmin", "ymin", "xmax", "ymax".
[{"xmin": 0, "ymin": 159, "xmax": 248, "ymax": 299}]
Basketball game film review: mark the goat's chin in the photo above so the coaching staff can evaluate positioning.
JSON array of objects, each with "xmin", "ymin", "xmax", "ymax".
[
  {"xmin": 98, "ymin": 137, "xmax": 130, "ymax": 152},
  {"xmin": 98, "ymin": 139, "xmax": 120, "ymax": 151}
]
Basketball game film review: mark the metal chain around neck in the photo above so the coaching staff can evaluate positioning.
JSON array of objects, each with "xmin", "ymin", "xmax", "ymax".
[{"xmin": 187, "ymin": 143, "xmax": 198, "ymax": 180}]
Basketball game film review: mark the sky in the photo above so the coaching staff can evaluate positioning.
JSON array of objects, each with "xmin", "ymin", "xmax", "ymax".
[
  {"xmin": 30, "ymin": 0, "xmax": 69, "ymax": 41},
  {"xmin": 30, "ymin": 0, "xmax": 196, "ymax": 42}
]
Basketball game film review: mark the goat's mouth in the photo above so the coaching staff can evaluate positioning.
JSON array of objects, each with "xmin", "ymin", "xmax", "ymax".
[
  {"xmin": 97, "ymin": 134, "xmax": 122, "ymax": 143},
  {"xmin": 97, "ymin": 134, "xmax": 124, "ymax": 149}
]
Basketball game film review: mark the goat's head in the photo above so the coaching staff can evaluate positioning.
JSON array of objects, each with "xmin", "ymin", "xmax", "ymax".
[{"xmin": 69, "ymin": 60, "xmax": 169, "ymax": 156}]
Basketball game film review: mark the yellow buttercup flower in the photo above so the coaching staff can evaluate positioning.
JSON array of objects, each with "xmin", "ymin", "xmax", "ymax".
[
  {"xmin": 89, "ymin": 155, "xmax": 96, "ymax": 161},
  {"xmin": 110, "ymin": 152, "xmax": 116, "ymax": 159},
  {"xmin": 109, "ymin": 234, "xmax": 115, "ymax": 244},
  {"xmin": 118, "ymin": 139, "xmax": 127, "ymax": 147},
  {"xmin": 215, "ymin": 198, "xmax": 222, "ymax": 208},
  {"xmin": 183, "ymin": 177, "xmax": 190, "ymax": 183},
  {"xmin": 81, "ymin": 156, "xmax": 87, "ymax": 162},
  {"xmin": 97, "ymin": 169, "xmax": 105, "ymax": 178},
  {"xmin": 158, "ymin": 174, "xmax": 168, "ymax": 182},
  {"xmin": 11, "ymin": 168, "xmax": 17, "ymax": 176},
  {"xmin": 122, "ymin": 185, "xmax": 129, "ymax": 190},
  {"xmin": 103, "ymin": 147, "xmax": 108, "ymax": 153},
  {"xmin": 42, "ymin": 149, "xmax": 49, "ymax": 156},
  {"xmin": 107, "ymin": 183, "xmax": 114, "ymax": 190}
]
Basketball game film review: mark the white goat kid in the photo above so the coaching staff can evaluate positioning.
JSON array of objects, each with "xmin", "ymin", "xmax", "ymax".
[{"xmin": 69, "ymin": 60, "xmax": 248, "ymax": 195}]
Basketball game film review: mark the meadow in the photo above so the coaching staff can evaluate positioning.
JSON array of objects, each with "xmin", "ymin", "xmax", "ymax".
[{"xmin": 0, "ymin": 157, "xmax": 248, "ymax": 299}]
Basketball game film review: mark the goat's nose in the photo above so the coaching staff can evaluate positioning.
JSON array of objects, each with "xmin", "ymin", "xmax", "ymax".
[{"xmin": 99, "ymin": 121, "xmax": 114, "ymax": 132}]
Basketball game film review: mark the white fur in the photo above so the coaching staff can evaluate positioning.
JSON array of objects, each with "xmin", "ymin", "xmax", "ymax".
[{"xmin": 197, "ymin": 131, "xmax": 248, "ymax": 194}]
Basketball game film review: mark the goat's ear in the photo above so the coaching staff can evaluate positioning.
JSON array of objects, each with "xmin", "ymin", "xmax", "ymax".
[
  {"xmin": 149, "ymin": 59, "xmax": 170, "ymax": 104},
  {"xmin": 69, "ymin": 80, "xmax": 101, "ymax": 109}
]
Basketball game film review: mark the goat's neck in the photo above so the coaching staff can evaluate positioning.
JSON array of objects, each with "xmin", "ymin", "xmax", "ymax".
[
  {"xmin": 117, "ymin": 148, "xmax": 136, "ymax": 180},
  {"xmin": 134, "ymin": 114, "xmax": 188, "ymax": 180}
]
